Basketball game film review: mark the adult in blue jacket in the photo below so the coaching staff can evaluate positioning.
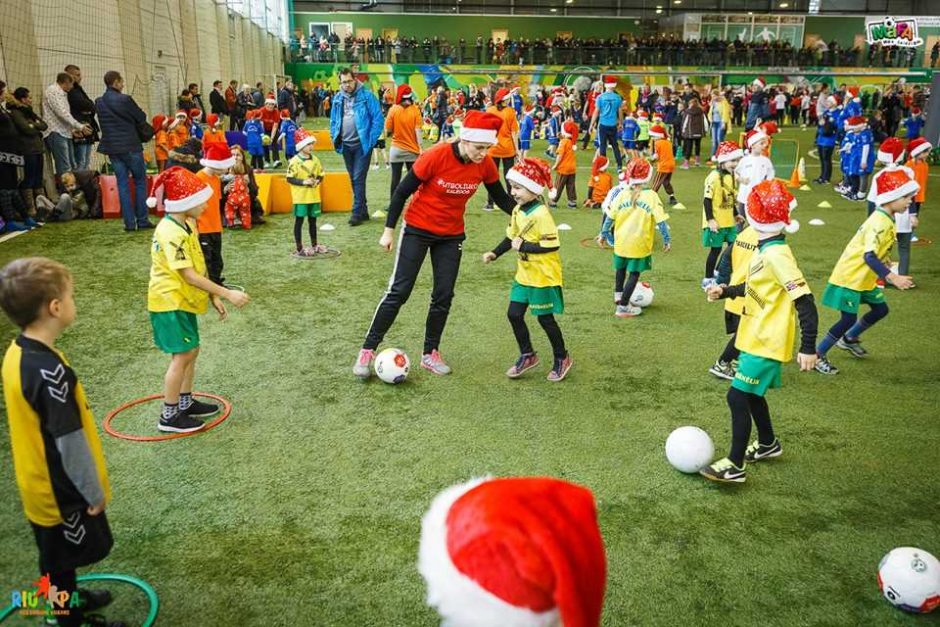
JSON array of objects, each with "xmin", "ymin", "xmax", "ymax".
[
  {"xmin": 330, "ymin": 68, "xmax": 384, "ymax": 226},
  {"xmin": 96, "ymin": 70, "xmax": 154, "ymax": 231}
]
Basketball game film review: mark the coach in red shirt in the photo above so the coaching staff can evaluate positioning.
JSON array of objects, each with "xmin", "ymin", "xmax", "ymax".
[{"xmin": 352, "ymin": 111, "xmax": 516, "ymax": 379}]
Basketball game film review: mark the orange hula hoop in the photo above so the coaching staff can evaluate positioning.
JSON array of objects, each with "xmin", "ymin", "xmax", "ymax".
[{"xmin": 103, "ymin": 393, "xmax": 232, "ymax": 442}]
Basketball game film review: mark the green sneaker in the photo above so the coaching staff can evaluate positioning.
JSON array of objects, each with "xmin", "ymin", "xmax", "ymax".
[
  {"xmin": 744, "ymin": 438, "xmax": 782, "ymax": 463},
  {"xmin": 699, "ymin": 457, "xmax": 747, "ymax": 483}
]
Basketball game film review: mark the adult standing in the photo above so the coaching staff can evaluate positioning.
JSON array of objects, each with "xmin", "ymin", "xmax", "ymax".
[
  {"xmin": 482, "ymin": 87, "xmax": 519, "ymax": 211},
  {"xmin": 225, "ymin": 80, "xmax": 239, "ymax": 130},
  {"xmin": 252, "ymin": 82, "xmax": 265, "ymax": 108},
  {"xmin": 0, "ymin": 81, "xmax": 27, "ymax": 221},
  {"xmin": 433, "ymin": 85, "xmax": 449, "ymax": 142},
  {"xmin": 8, "ymin": 88, "xmax": 48, "ymax": 215},
  {"xmin": 236, "ymin": 84, "xmax": 254, "ymax": 127},
  {"xmin": 209, "ymin": 80, "xmax": 227, "ymax": 125},
  {"xmin": 188, "ymin": 83, "xmax": 206, "ymax": 122},
  {"xmin": 95, "ymin": 70, "xmax": 154, "ymax": 231},
  {"xmin": 329, "ymin": 67, "xmax": 383, "ymax": 226},
  {"xmin": 278, "ymin": 80, "xmax": 297, "ymax": 119},
  {"xmin": 745, "ymin": 77, "xmax": 768, "ymax": 130},
  {"xmin": 679, "ymin": 97, "xmax": 706, "ymax": 168},
  {"xmin": 42, "ymin": 72, "xmax": 88, "ymax": 177},
  {"xmin": 65, "ymin": 65, "xmax": 99, "ymax": 171},
  {"xmin": 588, "ymin": 75, "xmax": 624, "ymax": 171},
  {"xmin": 352, "ymin": 111, "xmax": 515, "ymax": 379},
  {"xmin": 384, "ymin": 84, "xmax": 422, "ymax": 201},
  {"xmin": 705, "ymin": 91, "xmax": 731, "ymax": 158}
]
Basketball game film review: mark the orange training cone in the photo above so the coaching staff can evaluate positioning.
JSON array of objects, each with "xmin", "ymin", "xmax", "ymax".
[{"xmin": 787, "ymin": 164, "xmax": 801, "ymax": 189}]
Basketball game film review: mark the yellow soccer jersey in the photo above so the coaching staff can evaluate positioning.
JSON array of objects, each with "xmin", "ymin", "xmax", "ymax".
[
  {"xmin": 287, "ymin": 154, "xmax": 324, "ymax": 204},
  {"xmin": 725, "ymin": 226, "xmax": 760, "ymax": 316},
  {"xmin": 148, "ymin": 216, "xmax": 209, "ymax": 314},
  {"xmin": 828, "ymin": 210, "xmax": 896, "ymax": 292},
  {"xmin": 735, "ymin": 239, "xmax": 812, "ymax": 363},
  {"xmin": 702, "ymin": 169, "xmax": 738, "ymax": 229},
  {"xmin": 507, "ymin": 202, "xmax": 562, "ymax": 288},
  {"xmin": 605, "ymin": 189, "xmax": 669, "ymax": 259}
]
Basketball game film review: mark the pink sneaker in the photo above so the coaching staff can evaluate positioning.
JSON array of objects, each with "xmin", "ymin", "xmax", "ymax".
[
  {"xmin": 353, "ymin": 349, "xmax": 375, "ymax": 378},
  {"xmin": 506, "ymin": 352, "xmax": 540, "ymax": 378},
  {"xmin": 420, "ymin": 349, "xmax": 452, "ymax": 375},
  {"xmin": 547, "ymin": 354, "xmax": 572, "ymax": 382},
  {"xmin": 314, "ymin": 244, "xmax": 330, "ymax": 254}
]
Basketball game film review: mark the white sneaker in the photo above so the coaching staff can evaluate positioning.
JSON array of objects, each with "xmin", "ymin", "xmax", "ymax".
[
  {"xmin": 353, "ymin": 349, "xmax": 375, "ymax": 379},
  {"xmin": 614, "ymin": 291, "xmax": 622, "ymax": 303},
  {"xmin": 615, "ymin": 304, "xmax": 642, "ymax": 318},
  {"xmin": 911, "ymin": 234, "xmax": 919, "ymax": 243},
  {"xmin": 420, "ymin": 349, "xmax": 452, "ymax": 375}
]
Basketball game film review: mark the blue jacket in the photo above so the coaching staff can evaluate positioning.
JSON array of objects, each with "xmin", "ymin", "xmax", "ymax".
[
  {"xmin": 189, "ymin": 122, "xmax": 203, "ymax": 140},
  {"xmin": 904, "ymin": 115, "xmax": 924, "ymax": 139},
  {"xmin": 95, "ymin": 87, "xmax": 146, "ymax": 155},
  {"xmin": 621, "ymin": 118, "xmax": 639, "ymax": 141},
  {"xmin": 841, "ymin": 130, "xmax": 861, "ymax": 175},
  {"xmin": 816, "ymin": 113, "xmax": 837, "ymax": 148},
  {"xmin": 279, "ymin": 119, "xmax": 298, "ymax": 157},
  {"xmin": 519, "ymin": 114, "xmax": 535, "ymax": 142},
  {"xmin": 244, "ymin": 119, "xmax": 264, "ymax": 156},
  {"xmin": 329, "ymin": 84, "xmax": 384, "ymax": 156},
  {"xmin": 858, "ymin": 128, "xmax": 875, "ymax": 174},
  {"xmin": 547, "ymin": 116, "xmax": 561, "ymax": 144}
]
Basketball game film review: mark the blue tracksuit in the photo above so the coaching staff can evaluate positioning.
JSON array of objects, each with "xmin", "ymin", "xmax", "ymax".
[
  {"xmin": 904, "ymin": 115, "xmax": 925, "ymax": 139},
  {"xmin": 841, "ymin": 130, "xmax": 861, "ymax": 176},
  {"xmin": 621, "ymin": 117, "xmax": 638, "ymax": 149},
  {"xmin": 519, "ymin": 113, "xmax": 534, "ymax": 150},
  {"xmin": 858, "ymin": 128, "xmax": 874, "ymax": 174},
  {"xmin": 512, "ymin": 93, "xmax": 523, "ymax": 118},
  {"xmin": 244, "ymin": 119, "xmax": 264, "ymax": 156},
  {"xmin": 279, "ymin": 118, "xmax": 298, "ymax": 158},
  {"xmin": 547, "ymin": 116, "xmax": 561, "ymax": 146},
  {"xmin": 189, "ymin": 122, "xmax": 203, "ymax": 140}
]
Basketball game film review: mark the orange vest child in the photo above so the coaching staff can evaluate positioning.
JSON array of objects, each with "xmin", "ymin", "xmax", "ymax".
[
  {"xmin": 202, "ymin": 113, "xmax": 227, "ymax": 149},
  {"xmin": 168, "ymin": 110, "xmax": 189, "ymax": 148},
  {"xmin": 586, "ymin": 155, "xmax": 613, "ymax": 208},
  {"xmin": 153, "ymin": 115, "xmax": 170, "ymax": 171}
]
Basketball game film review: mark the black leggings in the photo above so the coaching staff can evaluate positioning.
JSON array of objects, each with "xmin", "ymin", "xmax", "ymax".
[
  {"xmin": 818, "ymin": 145, "xmax": 834, "ymax": 182},
  {"xmin": 487, "ymin": 157, "xmax": 514, "ymax": 204},
  {"xmin": 364, "ymin": 229, "xmax": 463, "ymax": 354},
  {"xmin": 682, "ymin": 137, "xmax": 702, "ymax": 158},
  {"xmin": 705, "ymin": 246, "xmax": 722, "ymax": 279},
  {"xmin": 389, "ymin": 161, "xmax": 413, "ymax": 200},
  {"xmin": 727, "ymin": 386, "xmax": 774, "ymax": 467},
  {"xmin": 251, "ymin": 154, "xmax": 264, "ymax": 170},
  {"xmin": 507, "ymin": 300, "xmax": 566, "ymax": 359},
  {"xmin": 294, "ymin": 216, "xmax": 317, "ymax": 248},
  {"xmin": 615, "ymin": 269, "xmax": 640, "ymax": 306}
]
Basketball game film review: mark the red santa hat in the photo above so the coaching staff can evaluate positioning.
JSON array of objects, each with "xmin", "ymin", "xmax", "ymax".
[
  {"xmin": 506, "ymin": 158, "xmax": 553, "ymax": 195},
  {"xmin": 418, "ymin": 477, "xmax": 607, "ymax": 627},
  {"xmin": 745, "ymin": 129, "xmax": 770, "ymax": 150},
  {"xmin": 652, "ymin": 112, "xmax": 663, "ymax": 122},
  {"xmin": 174, "ymin": 110, "xmax": 188, "ymax": 119},
  {"xmin": 151, "ymin": 114, "xmax": 167, "ymax": 134},
  {"xmin": 188, "ymin": 108, "xmax": 202, "ymax": 120},
  {"xmin": 907, "ymin": 136, "xmax": 932, "ymax": 159},
  {"xmin": 637, "ymin": 110, "xmax": 649, "ymax": 119},
  {"xmin": 562, "ymin": 120, "xmax": 579, "ymax": 140},
  {"xmin": 911, "ymin": 107, "xmax": 922, "ymax": 116},
  {"xmin": 294, "ymin": 128, "xmax": 316, "ymax": 151},
  {"xmin": 752, "ymin": 77, "xmax": 766, "ymax": 89},
  {"xmin": 826, "ymin": 95, "xmax": 839, "ymax": 107},
  {"xmin": 877, "ymin": 137, "xmax": 905, "ymax": 165},
  {"xmin": 206, "ymin": 113, "xmax": 219, "ymax": 127},
  {"xmin": 875, "ymin": 168, "xmax": 920, "ymax": 206},
  {"xmin": 279, "ymin": 108, "xmax": 291, "ymax": 119},
  {"xmin": 844, "ymin": 116, "xmax": 867, "ymax": 130},
  {"xmin": 746, "ymin": 180, "xmax": 796, "ymax": 233},
  {"xmin": 847, "ymin": 85, "xmax": 860, "ymax": 101},
  {"xmin": 602, "ymin": 74, "xmax": 618, "ymax": 88},
  {"xmin": 460, "ymin": 110, "xmax": 502, "ymax": 144},
  {"xmin": 494, "ymin": 88, "xmax": 512, "ymax": 104},
  {"xmin": 146, "ymin": 166, "xmax": 213, "ymax": 212},
  {"xmin": 550, "ymin": 105, "xmax": 562, "ymax": 114},
  {"xmin": 200, "ymin": 142, "xmax": 236, "ymax": 170},
  {"xmin": 264, "ymin": 92, "xmax": 276, "ymax": 105},
  {"xmin": 648, "ymin": 124, "xmax": 667, "ymax": 139},
  {"xmin": 759, "ymin": 121, "xmax": 779, "ymax": 136},
  {"xmin": 591, "ymin": 155, "xmax": 609, "ymax": 178},
  {"xmin": 396, "ymin": 84, "xmax": 414, "ymax": 104},
  {"xmin": 715, "ymin": 140, "xmax": 745, "ymax": 164},
  {"xmin": 523, "ymin": 104, "xmax": 536, "ymax": 115},
  {"xmin": 624, "ymin": 158, "xmax": 653, "ymax": 186}
]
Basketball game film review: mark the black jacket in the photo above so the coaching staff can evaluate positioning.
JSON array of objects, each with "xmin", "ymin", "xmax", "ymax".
[
  {"xmin": 67, "ymin": 83, "xmax": 99, "ymax": 144},
  {"xmin": 210, "ymin": 89, "xmax": 227, "ymax": 115},
  {"xmin": 95, "ymin": 87, "xmax": 146, "ymax": 155},
  {"xmin": 192, "ymin": 94, "xmax": 207, "ymax": 122},
  {"xmin": 0, "ymin": 101, "xmax": 23, "ymax": 162},
  {"xmin": 8, "ymin": 101, "xmax": 48, "ymax": 155}
]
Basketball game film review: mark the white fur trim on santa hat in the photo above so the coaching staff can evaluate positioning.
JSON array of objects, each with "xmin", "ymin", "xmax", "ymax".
[
  {"xmin": 746, "ymin": 131, "xmax": 769, "ymax": 150},
  {"xmin": 629, "ymin": 172, "xmax": 652, "ymax": 186},
  {"xmin": 877, "ymin": 149, "xmax": 899, "ymax": 164},
  {"xmin": 418, "ymin": 478, "xmax": 561, "ymax": 627},
  {"xmin": 152, "ymin": 184, "xmax": 214, "ymax": 213},
  {"xmin": 717, "ymin": 148, "xmax": 744, "ymax": 164},
  {"xmin": 200, "ymin": 155, "xmax": 236, "ymax": 170},
  {"xmin": 876, "ymin": 179, "xmax": 920, "ymax": 207},
  {"xmin": 648, "ymin": 127, "xmax": 666, "ymax": 139},
  {"xmin": 746, "ymin": 197, "xmax": 796, "ymax": 233},
  {"xmin": 460, "ymin": 127, "xmax": 498, "ymax": 145},
  {"xmin": 506, "ymin": 168, "xmax": 545, "ymax": 195},
  {"xmin": 264, "ymin": 97, "xmax": 276, "ymax": 105},
  {"xmin": 296, "ymin": 135, "xmax": 316, "ymax": 151},
  {"xmin": 909, "ymin": 141, "xmax": 932, "ymax": 158}
]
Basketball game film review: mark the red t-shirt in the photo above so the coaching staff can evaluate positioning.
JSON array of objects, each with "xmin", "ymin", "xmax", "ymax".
[{"xmin": 404, "ymin": 142, "xmax": 499, "ymax": 236}]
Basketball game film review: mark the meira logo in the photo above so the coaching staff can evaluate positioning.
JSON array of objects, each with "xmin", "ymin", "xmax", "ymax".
[{"xmin": 866, "ymin": 17, "xmax": 923, "ymax": 48}]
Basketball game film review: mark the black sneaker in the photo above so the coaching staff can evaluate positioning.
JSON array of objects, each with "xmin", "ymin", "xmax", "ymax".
[
  {"xmin": 699, "ymin": 457, "xmax": 747, "ymax": 483},
  {"xmin": 814, "ymin": 356, "xmax": 839, "ymax": 375},
  {"xmin": 184, "ymin": 398, "xmax": 220, "ymax": 419},
  {"xmin": 158, "ymin": 412, "xmax": 206, "ymax": 433},
  {"xmin": 708, "ymin": 360, "xmax": 736, "ymax": 381},
  {"xmin": 744, "ymin": 438, "xmax": 782, "ymax": 463},
  {"xmin": 82, "ymin": 615, "xmax": 127, "ymax": 627},
  {"xmin": 348, "ymin": 217, "xmax": 365, "ymax": 226},
  {"xmin": 836, "ymin": 337, "xmax": 868, "ymax": 358}
]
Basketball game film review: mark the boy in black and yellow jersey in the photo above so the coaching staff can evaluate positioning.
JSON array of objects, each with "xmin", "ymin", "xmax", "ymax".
[
  {"xmin": 146, "ymin": 167, "xmax": 250, "ymax": 433},
  {"xmin": 484, "ymin": 158, "xmax": 571, "ymax": 382},
  {"xmin": 708, "ymin": 224, "xmax": 759, "ymax": 381},
  {"xmin": 0, "ymin": 257, "xmax": 125, "ymax": 627},
  {"xmin": 702, "ymin": 181, "xmax": 819, "ymax": 484}
]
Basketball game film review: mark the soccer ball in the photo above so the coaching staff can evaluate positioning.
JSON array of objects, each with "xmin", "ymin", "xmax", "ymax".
[
  {"xmin": 262, "ymin": 135, "xmax": 272, "ymax": 146},
  {"xmin": 878, "ymin": 547, "xmax": 940, "ymax": 613},
  {"xmin": 630, "ymin": 282, "xmax": 654, "ymax": 308},
  {"xmin": 664, "ymin": 426, "xmax": 714, "ymax": 474},
  {"xmin": 374, "ymin": 348, "xmax": 410, "ymax": 384}
]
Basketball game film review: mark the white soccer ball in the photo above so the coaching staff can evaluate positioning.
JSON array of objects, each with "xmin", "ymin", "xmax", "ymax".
[
  {"xmin": 878, "ymin": 547, "xmax": 940, "ymax": 613},
  {"xmin": 630, "ymin": 282, "xmax": 654, "ymax": 308},
  {"xmin": 374, "ymin": 348, "xmax": 410, "ymax": 384},
  {"xmin": 665, "ymin": 426, "xmax": 714, "ymax": 474}
]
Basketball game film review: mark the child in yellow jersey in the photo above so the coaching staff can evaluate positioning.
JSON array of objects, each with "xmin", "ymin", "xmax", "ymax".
[
  {"xmin": 702, "ymin": 180, "xmax": 819, "ymax": 484},
  {"xmin": 596, "ymin": 158, "xmax": 671, "ymax": 318},
  {"xmin": 147, "ymin": 167, "xmax": 250, "ymax": 433},
  {"xmin": 0, "ymin": 258, "xmax": 124, "ymax": 627},
  {"xmin": 701, "ymin": 141, "xmax": 744, "ymax": 290},
  {"xmin": 814, "ymin": 169, "xmax": 917, "ymax": 375},
  {"xmin": 484, "ymin": 158, "xmax": 571, "ymax": 382},
  {"xmin": 708, "ymin": 225, "xmax": 759, "ymax": 381},
  {"xmin": 285, "ymin": 129, "xmax": 326, "ymax": 257}
]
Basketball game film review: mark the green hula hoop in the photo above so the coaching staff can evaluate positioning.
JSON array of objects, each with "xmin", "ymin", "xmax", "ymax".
[{"xmin": 0, "ymin": 573, "xmax": 158, "ymax": 626}]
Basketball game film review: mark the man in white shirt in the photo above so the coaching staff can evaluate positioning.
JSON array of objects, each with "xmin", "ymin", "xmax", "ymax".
[
  {"xmin": 42, "ymin": 73, "xmax": 89, "ymax": 176},
  {"xmin": 773, "ymin": 91, "xmax": 787, "ymax": 124}
]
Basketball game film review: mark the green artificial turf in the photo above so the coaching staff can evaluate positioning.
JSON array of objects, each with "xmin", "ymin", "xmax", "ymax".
[{"xmin": 1, "ymin": 121, "xmax": 938, "ymax": 626}]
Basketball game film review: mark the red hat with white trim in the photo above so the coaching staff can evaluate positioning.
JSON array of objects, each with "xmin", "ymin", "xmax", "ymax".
[
  {"xmin": 460, "ymin": 110, "xmax": 502, "ymax": 144},
  {"xmin": 844, "ymin": 115, "xmax": 867, "ymax": 130},
  {"xmin": 745, "ymin": 128, "xmax": 770, "ymax": 150},
  {"xmin": 279, "ymin": 108, "xmax": 291, "ymax": 119},
  {"xmin": 146, "ymin": 166, "xmax": 212, "ymax": 212},
  {"xmin": 648, "ymin": 124, "xmax": 667, "ymax": 139},
  {"xmin": 912, "ymin": 107, "xmax": 922, "ymax": 116},
  {"xmin": 877, "ymin": 137, "xmax": 905, "ymax": 165},
  {"xmin": 637, "ymin": 110, "xmax": 648, "ymax": 119},
  {"xmin": 562, "ymin": 120, "xmax": 579, "ymax": 139},
  {"xmin": 265, "ymin": 92, "xmax": 276, "ymax": 105},
  {"xmin": 494, "ymin": 88, "xmax": 512, "ymax": 103},
  {"xmin": 752, "ymin": 76, "xmax": 766, "ymax": 89},
  {"xmin": 759, "ymin": 121, "xmax": 779, "ymax": 136},
  {"xmin": 907, "ymin": 136, "xmax": 932, "ymax": 158},
  {"xmin": 506, "ymin": 158, "xmax": 553, "ymax": 195},
  {"xmin": 151, "ymin": 114, "xmax": 167, "ymax": 134},
  {"xmin": 174, "ymin": 110, "xmax": 188, "ymax": 119},
  {"xmin": 200, "ymin": 142, "xmax": 236, "ymax": 170},
  {"xmin": 652, "ymin": 112, "xmax": 663, "ymax": 122},
  {"xmin": 294, "ymin": 128, "xmax": 316, "ymax": 151},
  {"xmin": 206, "ymin": 113, "xmax": 220, "ymax": 127},
  {"xmin": 624, "ymin": 158, "xmax": 653, "ymax": 186},
  {"xmin": 396, "ymin": 84, "xmax": 414, "ymax": 104},
  {"xmin": 746, "ymin": 180, "xmax": 796, "ymax": 233},
  {"xmin": 418, "ymin": 477, "xmax": 607, "ymax": 627},
  {"xmin": 523, "ymin": 103, "xmax": 536, "ymax": 115},
  {"xmin": 189, "ymin": 109, "xmax": 202, "ymax": 120},
  {"xmin": 603, "ymin": 74, "xmax": 618, "ymax": 88},
  {"xmin": 591, "ymin": 155, "xmax": 609, "ymax": 177},
  {"xmin": 715, "ymin": 140, "xmax": 745, "ymax": 164},
  {"xmin": 875, "ymin": 168, "xmax": 920, "ymax": 206},
  {"xmin": 550, "ymin": 105, "xmax": 562, "ymax": 114}
]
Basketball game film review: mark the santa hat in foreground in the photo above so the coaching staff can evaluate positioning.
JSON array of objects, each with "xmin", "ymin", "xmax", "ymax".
[
  {"xmin": 591, "ymin": 155, "xmax": 609, "ymax": 178},
  {"xmin": 396, "ymin": 84, "xmax": 414, "ymax": 104},
  {"xmin": 200, "ymin": 142, "xmax": 236, "ymax": 170},
  {"xmin": 826, "ymin": 95, "xmax": 840, "ymax": 107},
  {"xmin": 746, "ymin": 180, "xmax": 797, "ymax": 233},
  {"xmin": 174, "ymin": 110, "xmax": 188, "ymax": 119},
  {"xmin": 877, "ymin": 137, "xmax": 905, "ymax": 165},
  {"xmin": 907, "ymin": 136, "xmax": 933, "ymax": 159},
  {"xmin": 206, "ymin": 113, "xmax": 220, "ymax": 127},
  {"xmin": 294, "ymin": 128, "xmax": 316, "ymax": 151},
  {"xmin": 715, "ymin": 140, "xmax": 744, "ymax": 164},
  {"xmin": 603, "ymin": 74, "xmax": 618, "ymax": 89},
  {"xmin": 459, "ymin": 110, "xmax": 502, "ymax": 144},
  {"xmin": 652, "ymin": 112, "xmax": 663, "ymax": 123},
  {"xmin": 418, "ymin": 477, "xmax": 607, "ymax": 627},
  {"xmin": 506, "ymin": 158, "xmax": 553, "ymax": 195},
  {"xmin": 623, "ymin": 158, "xmax": 653, "ymax": 186},
  {"xmin": 911, "ymin": 107, "xmax": 922, "ymax": 116},
  {"xmin": 146, "ymin": 166, "xmax": 212, "ymax": 212},
  {"xmin": 264, "ymin": 92, "xmax": 276, "ymax": 105},
  {"xmin": 875, "ymin": 168, "xmax": 920, "ymax": 206},
  {"xmin": 279, "ymin": 108, "xmax": 291, "ymax": 119},
  {"xmin": 648, "ymin": 124, "xmax": 667, "ymax": 139}
]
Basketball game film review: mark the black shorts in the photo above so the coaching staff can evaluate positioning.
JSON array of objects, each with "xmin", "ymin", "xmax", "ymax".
[
  {"xmin": 725, "ymin": 310, "xmax": 741, "ymax": 335},
  {"xmin": 375, "ymin": 138, "xmax": 386, "ymax": 150},
  {"xmin": 31, "ymin": 509, "xmax": 113, "ymax": 573},
  {"xmin": 635, "ymin": 139, "xmax": 649, "ymax": 150}
]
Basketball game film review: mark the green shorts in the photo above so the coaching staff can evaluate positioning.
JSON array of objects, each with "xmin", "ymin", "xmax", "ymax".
[
  {"xmin": 150, "ymin": 311, "xmax": 200, "ymax": 354},
  {"xmin": 510, "ymin": 281, "xmax": 564, "ymax": 316},
  {"xmin": 612, "ymin": 254, "xmax": 652, "ymax": 272},
  {"xmin": 731, "ymin": 351, "xmax": 782, "ymax": 397},
  {"xmin": 821, "ymin": 282, "xmax": 885, "ymax": 314},
  {"xmin": 293, "ymin": 202, "xmax": 322, "ymax": 218},
  {"xmin": 702, "ymin": 226, "xmax": 737, "ymax": 248}
]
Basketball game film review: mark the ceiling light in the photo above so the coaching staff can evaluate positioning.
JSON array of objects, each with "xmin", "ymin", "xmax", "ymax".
[
  {"xmin": 566, "ymin": 0, "xmax": 574, "ymax": 4},
  {"xmin": 673, "ymin": 0, "xmax": 681, "ymax": 4},
  {"xmin": 655, "ymin": 7, "xmax": 663, "ymax": 12},
  {"xmin": 550, "ymin": 7, "xmax": 557, "ymax": 11},
  {"xmin": 779, "ymin": 1, "xmax": 789, "ymax": 6}
]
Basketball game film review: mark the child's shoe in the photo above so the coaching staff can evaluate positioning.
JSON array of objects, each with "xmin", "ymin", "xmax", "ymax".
[
  {"xmin": 566, "ymin": 201, "xmax": 577, "ymax": 208},
  {"xmin": 700, "ymin": 457, "xmax": 747, "ymax": 483},
  {"xmin": 158, "ymin": 412, "xmax": 205, "ymax": 433},
  {"xmin": 421, "ymin": 349, "xmax": 452, "ymax": 375},
  {"xmin": 680, "ymin": 160, "xmax": 690, "ymax": 169},
  {"xmin": 506, "ymin": 352, "xmax": 539, "ymax": 378},
  {"xmin": 744, "ymin": 438, "xmax": 782, "ymax": 463},
  {"xmin": 614, "ymin": 291, "xmax": 622, "ymax": 303},
  {"xmin": 3, "ymin": 221, "xmax": 30, "ymax": 232},
  {"xmin": 481, "ymin": 203, "xmax": 494, "ymax": 212},
  {"xmin": 353, "ymin": 348, "xmax": 375, "ymax": 379},
  {"xmin": 814, "ymin": 356, "xmax": 839, "ymax": 375},
  {"xmin": 668, "ymin": 195, "xmax": 678, "ymax": 206},
  {"xmin": 547, "ymin": 353, "xmax": 572, "ymax": 382},
  {"xmin": 708, "ymin": 360, "xmax": 736, "ymax": 381},
  {"xmin": 184, "ymin": 397, "xmax": 220, "ymax": 418},
  {"xmin": 836, "ymin": 337, "xmax": 868, "ymax": 358},
  {"xmin": 615, "ymin": 304, "xmax": 642, "ymax": 318}
]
